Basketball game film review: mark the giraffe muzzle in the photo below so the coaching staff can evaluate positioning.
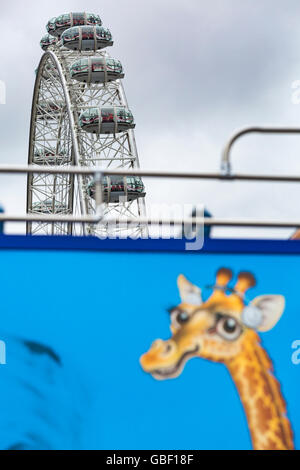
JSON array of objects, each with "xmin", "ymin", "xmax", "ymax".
[{"xmin": 140, "ymin": 344, "xmax": 199, "ymax": 380}]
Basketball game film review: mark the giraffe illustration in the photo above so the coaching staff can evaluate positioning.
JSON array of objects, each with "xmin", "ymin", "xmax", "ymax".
[{"xmin": 140, "ymin": 268, "xmax": 294, "ymax": 450}]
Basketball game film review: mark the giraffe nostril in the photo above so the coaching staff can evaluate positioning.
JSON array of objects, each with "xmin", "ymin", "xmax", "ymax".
[
  {"xmin": 163, "ymin": 342, "xmax": 174, "ymax": 355},
  {"xmin": 151, "ymin": 340, "xmax": 176, "ymax": 356}
]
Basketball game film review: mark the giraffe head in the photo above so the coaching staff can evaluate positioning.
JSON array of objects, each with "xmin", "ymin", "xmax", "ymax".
[{"xmin": 140, "ymin": 268, "xmax": 285, "ymax": 380}]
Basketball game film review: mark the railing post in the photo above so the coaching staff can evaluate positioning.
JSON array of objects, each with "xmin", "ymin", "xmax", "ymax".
[{"xmin": 93, "ymin": 170, "xmax": 103, "ymax": 220}]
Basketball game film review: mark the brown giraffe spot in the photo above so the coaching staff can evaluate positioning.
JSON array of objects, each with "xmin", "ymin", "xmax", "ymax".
[
  {"xmin": 248, "ymin": 376, "xmax": 260, "ymax": 397},
  {"xmin": 229, "ymin": 364, "xmax": 239, "ymax": 375},
  {"xmin": 263, "ymin": 381, "xmax": 270, "ymax": 396},
  {"xmin": 243, "ymin": 351, "xmax": 253, "ymax": 362},
  {"xmin": 234, "ymin": 378, "xmax": 244, "ymax": 394},
  {"xmin": 243, "ymin": 365, "xmax": 260, "ymax": 397},
  {"xmin": 243, "ymin": 402, "xmax": 253, "ymax": 423},
  {"xmin": 255, "ymin": 397, "xmax": 273, "ymax": 434},
  {"xmin": 265, "ymin": 438, "xmax": 279, "ymax": 450},
  {"xmin": 275, "ymin": 427, "xmax": 284, "ymax": 441},
  {"xmin": 244, "ymin": 364, "xmax": 256, "ymax": 376}
]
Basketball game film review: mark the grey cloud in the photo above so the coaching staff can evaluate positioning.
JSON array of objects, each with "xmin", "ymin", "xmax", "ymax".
[{"xmin": 1, "ymin": 0, "xmax": 300, "ymax": 236}]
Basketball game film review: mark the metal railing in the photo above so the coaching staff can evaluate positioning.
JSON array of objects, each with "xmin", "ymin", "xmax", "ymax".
[{"xmin": 1, "ymin": 155, "xmax": 300, "ymax": 229}]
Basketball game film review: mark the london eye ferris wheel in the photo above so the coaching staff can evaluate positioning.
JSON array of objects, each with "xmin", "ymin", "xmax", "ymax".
[{"xmin": 26, "ymin": 12, "xmax": 147, "ymax": 237}]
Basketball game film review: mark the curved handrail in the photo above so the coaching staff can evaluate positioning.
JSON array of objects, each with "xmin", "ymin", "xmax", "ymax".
[{"xmin": 221, "ymin": 126, "xmax": 300, "ymax": 175}]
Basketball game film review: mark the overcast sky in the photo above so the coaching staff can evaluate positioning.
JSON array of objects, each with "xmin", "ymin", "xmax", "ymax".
[{"xmin": 1, "ymin": 0, "xmax": 300, "ymax": 237}]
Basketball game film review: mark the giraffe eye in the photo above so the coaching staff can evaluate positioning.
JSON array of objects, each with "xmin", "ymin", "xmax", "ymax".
[
  {"xmin": 176, "ymin": 312, "xmax": 189, "ymax": 324},
  {"xmin": 216, "ymin": 316, "xmax": 242, "ymax": 341},
  {"xmin": 171, "ymin": 310, "xmax": 190, "ymax": 327}
]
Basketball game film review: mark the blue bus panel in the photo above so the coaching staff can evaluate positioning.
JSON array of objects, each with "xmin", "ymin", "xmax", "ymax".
[{"xmin": 0, "ymin": 236, "xmax": 298, "ymax": 450}]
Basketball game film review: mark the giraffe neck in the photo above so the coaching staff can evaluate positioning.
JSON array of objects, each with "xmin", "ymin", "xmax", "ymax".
[{"xmin": 226, "ymin": 332, "xmax": 294, "ymax": 450}]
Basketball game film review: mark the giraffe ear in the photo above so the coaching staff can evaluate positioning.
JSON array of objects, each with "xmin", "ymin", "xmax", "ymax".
[
  {"xmin": 177, "ymin": 275, "xmax": 202, "ymax": 305},
  {"xmin": 250, "ymin": 295, "xmax": 285, "ymax": 332}
]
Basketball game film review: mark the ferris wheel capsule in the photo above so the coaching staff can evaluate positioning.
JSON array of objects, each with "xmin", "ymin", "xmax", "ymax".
[
  {"xmin": 40, "ymin": 34, "xmax": 58, "ymax": 51},
  {"xmin": 70, "ymin": 57, "xmax": 124, "ymax": 84},
  {"xmin": 61, "ymin": 25, "xmax": 113, "ymax": 51},
  {"xmin": 36, "ymin": 101, "xmax": 65, "ymax": 120},
  {"xmin": 46, "ymin": 12, "xmax": 102, "ymax": 37},
  {"xmin": 46, "ymin": 17, "xmax": 56, "ymax": 35},
  {"xmin": 33, "ymin": 149, "xmax": 71, "ymax": 165},
  {"xmin": 87, "ymin": 175, "xmax": 146, "ymax": 203},
  {"xmin": 79, "ymin": 106, "xmax": 135, "ymax": 134},
  {"xmin": 32, "ymin": 200, "xmax": 68, "ymax": 214}
]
